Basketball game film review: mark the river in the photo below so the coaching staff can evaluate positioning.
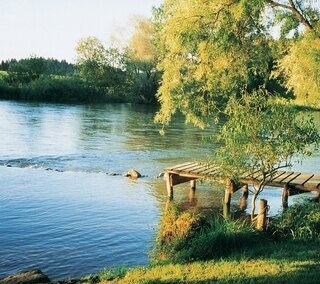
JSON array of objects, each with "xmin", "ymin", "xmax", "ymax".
[{"xmin": 0, "ymin": 101, "xmax": 319, "ymax": 280}]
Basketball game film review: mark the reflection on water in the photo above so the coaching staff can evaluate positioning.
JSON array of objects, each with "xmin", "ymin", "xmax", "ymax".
[{"xmin": 0, "ymin": 101, "xmax": 319, "ymax": 280}]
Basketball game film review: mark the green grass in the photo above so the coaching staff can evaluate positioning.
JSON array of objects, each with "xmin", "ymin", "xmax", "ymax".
[{"xmin": 90, "ymin": 201, "xmax": 320, "ymax": 283}]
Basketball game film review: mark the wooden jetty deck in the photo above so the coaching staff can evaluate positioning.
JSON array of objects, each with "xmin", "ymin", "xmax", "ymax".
[{"xmin": 164, "ymin": 161, "xmax": 320, "ymax": 208}]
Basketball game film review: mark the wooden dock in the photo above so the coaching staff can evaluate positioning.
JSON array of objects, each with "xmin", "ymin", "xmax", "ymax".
[{"xmin": 164, "ymin": 161, "xmax": 320, "ymax": 208}]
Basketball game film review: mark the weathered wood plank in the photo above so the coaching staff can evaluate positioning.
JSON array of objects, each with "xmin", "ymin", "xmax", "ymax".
[
  {"xmin": 271, "ymin": 172, "xmax": 294, "ymax": 183},
  {"xmin": 303, "ymin": 175, "xmax": 320, "ymax": 188},
  {"xmin": 165, "ymin": 162, "xmax": 196, "ymax": 171},
  {"xmin": 182, "ymin": 164, "xmax": 208, "ymax": 173},
  {"xmin": 240, "ymin": 169, "xmax": 261, "ymax": 179},
  {"xmin": 282, "ymin": 172, "xmax": 301, "ymax": 184},
  {"xmin": 199, "ymin": 165, "xmax": 220, "ymax": 175},
  {"xmin": 289, "ymin": 173, "xmax": 314, "ymax": 186},
  {"xmin": 191, "ymin": 164, "xmax": 212, "ymax": 174},
  {"xmin": 268, "ymin": 171, "xmax": 287, "ymax": 182},
  {"xmin": 164, "ymin": 162, "xmax": 320, "ymax": 197}
]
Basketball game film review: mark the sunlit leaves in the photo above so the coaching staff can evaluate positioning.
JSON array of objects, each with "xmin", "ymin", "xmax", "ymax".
[
  {"xmin": 216, "ymin": 90, "xmax": 320, "ymax": 180},
  {"xmin": 128, "ymin": 17, "xmax": 157, "ymax": 62},
  {"xmin": 155, "ymin": 0, "xmax": 271, "ymax": 128},
  {"xmin": 274, "ymin": 33, "xmax": 320, "ymax": 106}
]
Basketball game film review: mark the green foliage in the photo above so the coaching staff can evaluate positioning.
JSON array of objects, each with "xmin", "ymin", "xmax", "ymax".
[
  {"xmin": 271, "ymin": 1, "xmax": 320, "ymax": 38},
  {"xmin": 151, "ymin": 202, "xmax": 201, "ymax": 263},
  {"xmin": 270, "ymin": 201, "xmax": 320, "ymax": 240},
  {"xmin": 154, "ymin": 0, "xmax": 272, "ymax": 128},
  {"xmin": 152, "ymin": 202, "xmax": 263, "ymax": 264},
  {"xmin": 274, "ymin": 33, "xmax": 320, "ymax": 107},
  {"xmin": 98, "ymin": 266, "xmax": 128, "ymax": 281},
  {"xmin": 75, "ymin": 37, "xmax": 128, "ymax": 97},
  {"xmin": 216, "ymin": 90, "xmax": 320, "ymax": 181},
  {"xmin": 125, "ymin": 17, "xmax": 160, "ymax": 103}
]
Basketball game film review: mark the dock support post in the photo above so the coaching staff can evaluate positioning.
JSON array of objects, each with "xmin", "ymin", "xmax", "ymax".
[
  {"xmin": 189, "ymin": 180, "xmax": 196, "ymax": 201},
  {"xmin": 257, "ymin": 199, "xmax": 268, "ymax": 231},
  {"xmin": 239, "ymin": 184, "xmax": 249, "ymax": 211},
  {"xmin": 282, "ymin": 184, "xmax": 290, "ymax": 209},
  {"xmin": 223, "ymin": 179, "xmax": 234, "ymax": 218},
  {"xmin": 315, "ymin": 191, "xmax": 320, "ymax": 202},
  {"xmin": 224, "ymin": 179, "xmax": 234, "ymax": 206},
  {"xmin": 164, "ymin": 172, "xmax": 173, "ymax": 200}
]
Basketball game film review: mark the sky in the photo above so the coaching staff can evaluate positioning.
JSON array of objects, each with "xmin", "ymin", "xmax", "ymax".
[{"xmin": 0, "ymin": 0, "xmax": 163, "ymax": 63}]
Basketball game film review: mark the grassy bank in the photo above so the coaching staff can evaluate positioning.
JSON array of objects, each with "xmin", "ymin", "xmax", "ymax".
[{"xmin": 80, "ymin": 201, "xmax": 320, "ymax": 283}]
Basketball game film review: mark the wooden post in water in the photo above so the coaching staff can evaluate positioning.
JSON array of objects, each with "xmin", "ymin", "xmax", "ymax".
[
  {"xmin": 224, "ymin": 179, "xmax": 234, "ymax": 205},
  {"xmin": 257, "ymin": 199, "xmax": 268, "ymax": 231},
  {"xmin": 223, "ymin": 179, "xmax": 234, "ymax": 218},
  {"xmin": 189, "ymin": 180, "xmax": 196, "ymax": 201},
  {"xmin": 164, "ymin": 172, "xmax": 173, "ymax": 200},
  {"xmin": 239, "ymin": 184, "xmax": 249, "ymax": 211},
  {"xmin": 282, "ymin": 184, "xmax": 290, "ymax": 209}
]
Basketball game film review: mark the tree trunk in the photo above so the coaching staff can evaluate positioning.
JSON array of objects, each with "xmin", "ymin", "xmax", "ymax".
[{"xmin": 251, "ymin": 192, "xmax": 257, "ymax": 221}]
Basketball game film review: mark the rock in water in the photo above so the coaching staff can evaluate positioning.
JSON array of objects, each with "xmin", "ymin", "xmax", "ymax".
[
  {"xmin": 0, "ymin": 269, "xmax": 51, "ymax": 284},
  {"xmin": 125, "ymin": 169, "xmax": 141, "ymax": 179}
]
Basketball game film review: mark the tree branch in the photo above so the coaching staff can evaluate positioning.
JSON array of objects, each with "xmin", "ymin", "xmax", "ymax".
[{"xmin": 268, "ymin": 0, "xmax": 314, "ymax": 31}]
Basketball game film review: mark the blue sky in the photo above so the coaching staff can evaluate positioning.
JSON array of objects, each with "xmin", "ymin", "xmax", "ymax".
[{"xmin": 0, "ymin": 0, "xmax": 163, "ymax": 63}]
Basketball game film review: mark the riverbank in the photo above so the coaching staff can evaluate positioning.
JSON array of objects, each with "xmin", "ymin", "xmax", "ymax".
[
  {"xmin": 2, "ymin": 239, "xmax": 318, "ymax": 284},
  {"xmin": 1, "ymin": 201, "xmax": 319, "ymax": 283}
]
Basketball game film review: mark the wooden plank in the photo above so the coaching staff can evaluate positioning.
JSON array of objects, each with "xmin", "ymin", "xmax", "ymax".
[
  {"xmin": 172, "ymin": 162, "xmax": 199, "ymax": 171},
  {"xmin": 268, "ymin": 171, "xmax": 286, "ymax": 182},
  {"xmin": 198, "ymin": 165, "xmax": 220, "ymax": 176},
  {"xmin": 164, "ymin": 162, "xmax": 320, "ymax": 194},
  {"xmin": 191, "ymin": 164, "xmax": 212, "ymax": 173},
  {"xmin": 281, "ymin": 172, "xmax": 301, "ymax": 184},
  {"xmin": 289, "ymin": 173, "xmax": 314, "ymax": 186},
  {"xmin": 165, "ymin": 162, "xmax": 195, "ymax": 171},
  {"xmin": 271, "ymin": 172, "xmax": 294, "ymax": 183},
  {"xmin": 183, "ymin": 164, "xmax": 208, "ymax": 173},
  {"xmin": 240, "ymin": 169, "xmax": 260, "ymax": 179},
  {"xmin": 303, "ymin": 174, "xmax": 320, "ymax": 188},
  {"xmin": 168, "ymin": 163, "xmax": 199, "ymax": 173}
]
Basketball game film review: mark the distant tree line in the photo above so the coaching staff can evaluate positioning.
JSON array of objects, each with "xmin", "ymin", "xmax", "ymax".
[
  {"xmin": 0, "ymin": 17, "xmax": 160, "ymax": 104},
  {"xmin": 0, "ymin": 52, "xmax": 159, "ymax": 104}
]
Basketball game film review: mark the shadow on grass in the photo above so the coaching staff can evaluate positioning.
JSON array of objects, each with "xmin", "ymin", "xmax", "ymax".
[{"xmin": 142, "ymin": 263, "xmax": 320, "ymax": 283}]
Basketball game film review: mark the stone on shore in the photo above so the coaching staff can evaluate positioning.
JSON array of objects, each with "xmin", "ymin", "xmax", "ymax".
[
  {"xmin": 125, "ymin": 169, "xmax": 141, "ymax": 179},
  {"xmin": 0, "ymin": 269, "xmax": 51, "ymax": 284}
]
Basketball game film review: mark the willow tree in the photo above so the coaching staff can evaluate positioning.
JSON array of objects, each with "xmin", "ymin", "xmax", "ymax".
[
  {"xmin": 269, "ymin": 0, "xmax": 320, "ymax": 106},
  {"xmin": 154, "ymin": 0, "xmax": 320, "ymax": 126},
  {"xmin": 126, "ymin": 17, "xmax": 160, "ymax": 103},
  {"xmin": 155, "ymin": 0, "xmax": 272, "ymax": 128},
  {"xmin": 154, "ymin": 0, "xmax": 320, "ymax": 220},
  {"xmin": 216, "ymin": 90, "xmax": 319, "ymax": 220}
]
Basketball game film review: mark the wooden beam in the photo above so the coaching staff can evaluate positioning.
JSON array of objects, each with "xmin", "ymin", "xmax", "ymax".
[
  {"xmin": 257, "ymin": 199, "xmax": 268, "ymax": 231},
  {"xmin": 282, "ymin": 184, "xmax": 290, "ymax": 209}
]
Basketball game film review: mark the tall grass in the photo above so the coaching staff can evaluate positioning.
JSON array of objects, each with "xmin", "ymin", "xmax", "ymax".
[
  {"xmin": 151, "ymin": 202, "xmax": 268, "ymax": 264},
  {"xmin": 96, "ymin": 200, "xmax": 319, "ymax": 283},
  {"xmin": 152, "ymin": 200, "xmax": 320, "ymax": 265},
  {"xmin": 270, "ymin": 201, "xmax": 320, "ymax": 240}
]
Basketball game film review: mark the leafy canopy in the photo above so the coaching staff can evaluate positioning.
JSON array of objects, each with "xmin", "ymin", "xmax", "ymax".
[
  {"xmin": 216, "ymin": 89, "xmax": 319, "ymax": 181},
  {"xmin": 155, "ymin": 0, "xmax": 271, "ymax": 128}
]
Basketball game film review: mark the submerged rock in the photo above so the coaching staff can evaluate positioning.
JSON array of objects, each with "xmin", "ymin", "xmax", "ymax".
[
  {"xmin": 0, "ymin": 269, "xmax": 51, "ymax": 284},
  {"xmin": 106, "ymin": 172, "xmax": 120, "ymax": 176},
  {"xmin": 125, "ymin": 169, "xmax": 141, "ymax": 179}
]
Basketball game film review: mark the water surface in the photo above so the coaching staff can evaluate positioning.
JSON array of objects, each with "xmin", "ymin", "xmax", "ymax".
[{"xmin": 0, "ymin": 101, "xmax": 319, "ymax": 280}]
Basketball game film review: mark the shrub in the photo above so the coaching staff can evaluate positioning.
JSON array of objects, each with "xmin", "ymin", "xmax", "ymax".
[
  {"xmin": 270, "ymin": 201, "xmax": 320, "ymax": 240},
  {"xmin": 151, "ymin": 203, "xmax": 264, "ymax": 264}
]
